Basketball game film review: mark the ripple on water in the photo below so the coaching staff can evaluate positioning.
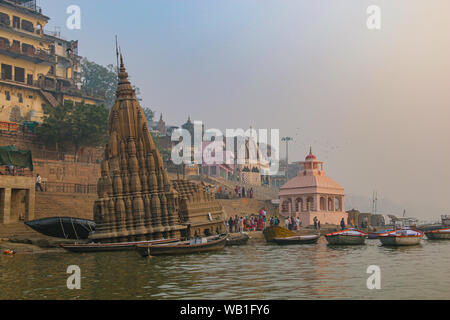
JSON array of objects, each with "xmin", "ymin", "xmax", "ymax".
[{"xmin": 1, "ymin": 239, "xmax": 450, "ymax": 299}]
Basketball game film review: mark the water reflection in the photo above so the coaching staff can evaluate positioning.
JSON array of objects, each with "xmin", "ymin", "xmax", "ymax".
[{"xmin": 0, "ymin": 239, "xmax": 449, "ymax": 300}]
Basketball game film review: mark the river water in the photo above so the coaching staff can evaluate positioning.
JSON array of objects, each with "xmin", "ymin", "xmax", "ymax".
[{"xmin": 1, "ymin": 238, "xmax": 449, "ymax": 300}]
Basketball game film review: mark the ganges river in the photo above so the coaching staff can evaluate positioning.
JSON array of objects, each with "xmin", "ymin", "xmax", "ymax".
[{"xmin": 1, "ymin": 238, "xmax": 449, "ymax": 300}]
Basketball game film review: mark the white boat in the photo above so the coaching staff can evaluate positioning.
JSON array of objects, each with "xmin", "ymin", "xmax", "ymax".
[
  {"xmin": 325, "ymin": 229, "xmax": 367, "ymax": 245},
  {"xmin": 378, "ymin": 228, "xmax": 423, "ymax": 246},
  {"xmin": 425, "ymin": 228, "xmax": 450, "ymax": 240}
]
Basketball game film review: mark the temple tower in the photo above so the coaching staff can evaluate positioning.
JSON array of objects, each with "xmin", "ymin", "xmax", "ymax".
[{"xmin": 90, "ymin": 56, "xmax": 186, "ymax": 243}]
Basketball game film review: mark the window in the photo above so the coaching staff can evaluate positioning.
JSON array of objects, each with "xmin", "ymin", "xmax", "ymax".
[
  {"xmin": 12, "ymin": 16, "xmax": 20, "ymax": 29},
  {"xmin": 14, "ymin": 67, "xmax": 25, "ymax": 83},
  {"xmin": 1, "ymin": 64, "xmax": 12, "ymax": 80},
  {"xmin": 5, "ymin": 91, "xmax": 10, "ymax": 101},
  {"xmin": 27, "ymin": 74, "xmax": 33, "ymax": 85},
  {"xmin": 22, "ymin": 43, "xmax": 35, "ymax": 55},
  {"xmin": 0, "ymin": 12, "xmax": 10, "ymax": 26},
  {"xmin": 18, "ymin": 93, "xmax": 23, "ymax": 103},
  {"xmin": 21, "ymin": 19, "xmax": 34, "ymax": 32},
  {"xmin": 211, "ymin": 166, "xmax": 217, "ymax": 176}
]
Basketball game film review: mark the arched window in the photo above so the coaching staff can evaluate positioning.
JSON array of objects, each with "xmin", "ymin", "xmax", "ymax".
[
  {"xmin": 328, "ymin": 198, "xmax": 333, "ymax": 211},
  {"xmin": 295, "ymin": 198, "xmax": 303, "ymax": 212},
  {"xmin": 306, "ymin": 197, "xmax": 314, "ymax": 211},
  {"xmin": 320, "ymin": 197, "xmax": 326, "ymax": 211},
  {"xmin": 282, "ymin": 200, "xmax": 291, "ymax": 213},
  {"xmin": 335, "ymin": 198, "xmax": 341, "ymax": 211}
]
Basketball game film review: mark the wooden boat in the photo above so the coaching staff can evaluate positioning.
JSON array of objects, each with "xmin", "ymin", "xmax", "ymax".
[
  {"xmin": 378, "ymin": 228, "xmax": 423, "ymax": 246},
  {"xmin": 263, "ymin": 226, "xmax": 296, "ymax": 242},
  {"xmin": 136, "ymin": 234, "xmax": 227, "ymax": 257},
  {"xmin": 325, "ymin": 229, "xmax": 367, "ymax": 245},
  {"xmin": 25, "ymin": 217, "xmax": 95, "ymax": 240},
  {"xmin": 424, "ymin": 228, "xmax": 450, "ymax": 240},
  {"xmin": 226, "ymin": 233, "xmax": 249, "ymax": 246},
  {"xmin": 273, "ymin": 234, "xmax": 319, "ymax": 245},
  {"xmin": 60, "ymin": 238, "xmax": 179, "ymax": 253}
]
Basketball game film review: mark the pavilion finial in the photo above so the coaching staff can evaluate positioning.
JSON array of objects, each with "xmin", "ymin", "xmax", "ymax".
[{"xmin": 309, "ymin": 146, "xmax": 312, "ymax": 155}]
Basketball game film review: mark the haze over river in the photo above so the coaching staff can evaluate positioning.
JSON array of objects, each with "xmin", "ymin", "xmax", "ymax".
[{"xmin": 1, "ymin": 239, "xmax": 449, "ymax": 299}]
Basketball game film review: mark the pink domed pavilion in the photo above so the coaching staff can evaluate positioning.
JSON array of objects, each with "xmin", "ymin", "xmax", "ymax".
[{"xmin": 279, "ymin": 148, "xmax": 347, "ymax": 227}]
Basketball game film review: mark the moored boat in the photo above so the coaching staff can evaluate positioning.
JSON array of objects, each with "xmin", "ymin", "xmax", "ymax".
[
  {"xmin": 226, "ymin": 233, "xmax": 249, "ymax": 246},
  {"xmin": 424, "ymin": 228, "xmax": 450, "ymax": 240},
  {"xmin": 325, "ymin": 229, "xmax": 367, "ymax": 245},
  {"xmin": 367, "ymin": 229, "xmax": 391, "ymax": 240},
  {"xmin": 263, "ymin": 226, "xmax": 296, "ymax": 242},
  {"xmin": 136, "ymin": 234, "xmax": 227, "ymax": 257},
  {"xmin": 60, "ymin": 238, "xmax": 179, "ymax": 253},
  {"xmin": 378, "ymin": 228, "xmax": 423, "ymax": 246},
  {"xmin": 273, "ymin": 234, "xmax": 319, "ymax": 245},
  {"xmin": 25, "ymin": 217, "xmax": 95, "ymax": 240}
]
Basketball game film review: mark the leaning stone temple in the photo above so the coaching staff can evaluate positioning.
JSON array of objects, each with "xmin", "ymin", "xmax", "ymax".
[{"xmin": 90, "ymin": 56, "xmax": 225, "ymax": 243}]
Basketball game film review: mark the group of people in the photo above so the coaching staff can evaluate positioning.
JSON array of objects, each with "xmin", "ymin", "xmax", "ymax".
[
  {"xmin": 284, "ymin": 216, "xmax": 302, "ymax": 230},
  {"xmin": 226, "ymin": 208, "xmax": 268, "ymax": 233},
  {"xmin": 234, "ymin": 185, "xmax": 254, "ymax": 199}
]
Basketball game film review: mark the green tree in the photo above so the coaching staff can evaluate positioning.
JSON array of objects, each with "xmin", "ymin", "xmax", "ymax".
[
  {"xmin": 81, "ymin": 58, "xmax": 142, "ymax": 108},
  {"xmin": 81, "ymin": 58, "xmax": 117, "ymax": 108},
  {"xmin": 36, "ymin": 101, "xmax": 109, "ymax": 153}
]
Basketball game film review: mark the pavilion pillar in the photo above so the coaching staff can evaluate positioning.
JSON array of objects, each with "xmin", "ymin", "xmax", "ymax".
[{"xmin": 314, "ymin": 194, "xmax": 320, "ymax": 212}]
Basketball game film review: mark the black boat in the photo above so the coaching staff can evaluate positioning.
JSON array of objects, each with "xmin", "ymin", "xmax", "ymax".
[
  {"xmin": 136, "ymin": 234, "xmax": 227, "ymax": 257},
  {"xmin": 25, "ymin": 217, "xmax": 95, "ymax": 240},
  {"xmin": 273, "ymin": 234, "xmax": 320, "ymax": 245}
]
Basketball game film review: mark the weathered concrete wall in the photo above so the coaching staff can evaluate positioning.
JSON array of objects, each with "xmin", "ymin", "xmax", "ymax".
[
  {"xmin": 35, "ymin": 192, "xmax": 96, "ymax": 220},
  {"xmin": 33, "ymin": 159, "xmax": 100, "ymax": 185}
]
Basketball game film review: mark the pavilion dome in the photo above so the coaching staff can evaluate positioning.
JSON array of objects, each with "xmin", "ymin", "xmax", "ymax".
[{"xmin": 281, "ymin": 175, "xmax": 343, "ymax": 191}]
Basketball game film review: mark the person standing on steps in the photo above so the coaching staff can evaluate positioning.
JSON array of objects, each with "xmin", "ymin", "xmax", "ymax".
[{"xmin": 36, "ymin": 174, "xmax": 44, "ymax": 191}]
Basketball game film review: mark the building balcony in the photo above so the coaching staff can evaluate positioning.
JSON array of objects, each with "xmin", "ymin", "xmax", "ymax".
[{"xmin": 0, "ymin": 41, "xmax": 56, "ymax": 64}]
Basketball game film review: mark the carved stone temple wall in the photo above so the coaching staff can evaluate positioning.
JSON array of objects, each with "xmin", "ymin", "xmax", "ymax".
[{"xmin": 90, "ymin": 56, "xmax": 225, "ymax": 243}]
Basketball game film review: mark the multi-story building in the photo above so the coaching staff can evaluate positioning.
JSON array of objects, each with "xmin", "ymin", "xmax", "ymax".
[{"xmin": 0, "ymin": 0, "xmax": 104, "ymax": 124}]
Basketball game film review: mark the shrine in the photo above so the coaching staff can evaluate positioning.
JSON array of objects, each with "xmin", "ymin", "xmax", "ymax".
[{"xmin": 278, "ymin": 148, "xmax": 347, "ymax": 227}]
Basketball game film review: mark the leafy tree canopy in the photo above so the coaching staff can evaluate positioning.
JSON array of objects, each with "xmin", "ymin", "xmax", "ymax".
[
  {"xmin": 36, "ymin": 101, "xmax": 109, "ymax": 153},
  {"xmin": 81, "ymin": 58, "xmax": 142, "ymax": 108}
]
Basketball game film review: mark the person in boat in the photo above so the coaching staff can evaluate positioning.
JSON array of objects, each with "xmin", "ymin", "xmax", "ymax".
[
  {"xmin": 275, "ymin": 217, "xmax": 280, "ymax": 226},
  {"xmin": 340, "ymin": 218, "xmax": 346, "ymax": 230},
  {"xmin": 313, "ymin": 217, "xmax": 318, "ymax": 230}
]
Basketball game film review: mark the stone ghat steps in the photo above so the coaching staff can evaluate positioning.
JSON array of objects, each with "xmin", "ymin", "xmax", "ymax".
[
  {"xmin": 0, "ymin": 222, "xmax": 40, "ymax": 239},
  {"xmin": 35, "ymin": 192, "xmax": 96, "ymax": 220},
  {"xmin": 202, "ymin": 176, "xmax": 279, "ymax": 201},
  {"xmin": 218, "ymin": 198, "xmax": 278, "ymax": 219},
  {"xmin": 0, "ymin": 222, "xmax": 74, "ymax": 248}
]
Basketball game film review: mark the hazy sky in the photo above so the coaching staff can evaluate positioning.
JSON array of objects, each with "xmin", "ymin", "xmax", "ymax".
[{"xmin": 40, "ymin": 0, "xmax": 450, "ymax": 220}]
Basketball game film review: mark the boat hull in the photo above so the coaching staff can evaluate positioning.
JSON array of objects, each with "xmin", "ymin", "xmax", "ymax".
[
  {"xmin": 425, "ymin": 229, "xmax": 450, "ymax": 240},
  {"xmin": 136, "ymin": 234, "xmax": 227, "ymax": 257},
  {"xmin": 379, "ymin": 236, "xmax": 422, "ymax": 246},
  {"xmin": 25, "ymin": 217, "xmax": 95, "ymax": 240},
  {"xmin": 273, "ymin": 235, "xmax": 319, "ymax": 245},
  {"xmin": 263, "ymin": 226, "xmax": 296, "ymax": 242},
  {"xmin": 325, "ymin": 234, "xmax": 366, "ymax": 245},
  {"xmin": 226, "ymin": 233, "xmax": 249, "ymax": 246},
  {"xmin": 60, "ymin": 238, "xmax": 179, "ymax": 253}
]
